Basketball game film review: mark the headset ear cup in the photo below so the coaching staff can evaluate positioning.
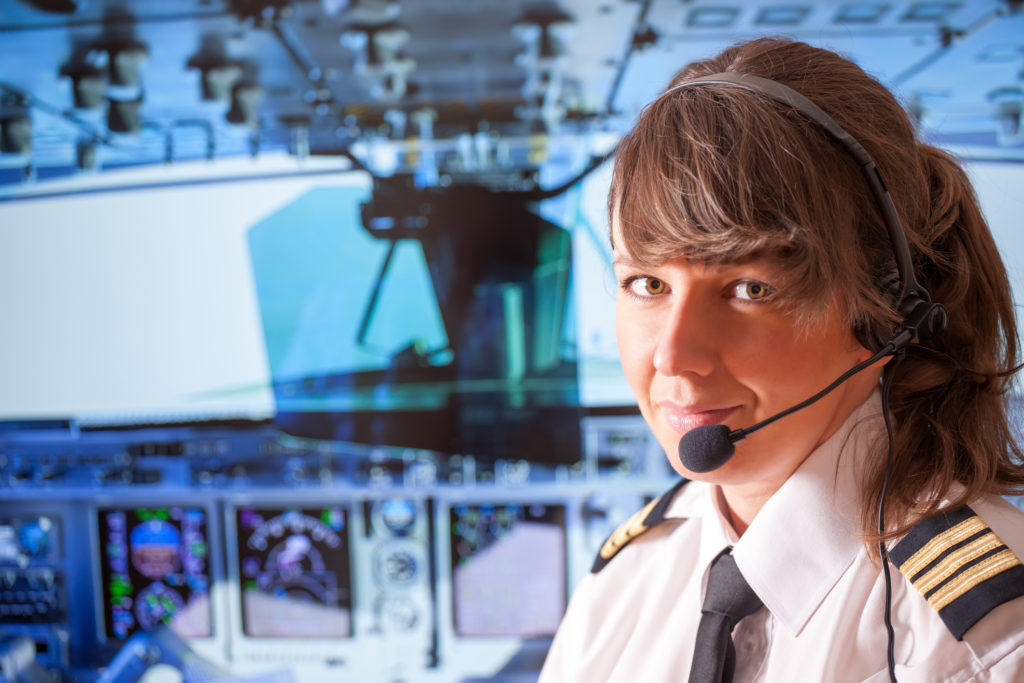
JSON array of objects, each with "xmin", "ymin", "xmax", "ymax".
[
  {"xmin": 909, "ymin": 299, "xmax": 949, "ymax": 349},
  {"xmin": 853, "ymin": 319, "xmax": 881, "ymax": 354},
  {"xmin": 854, "ymin": 272, "xmax": 902, "ymax": 353}
]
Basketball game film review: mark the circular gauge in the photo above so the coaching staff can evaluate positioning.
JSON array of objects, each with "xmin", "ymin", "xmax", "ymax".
[
  {"xmin": 238, "ymin": 507, "xmax": 350, "ymax": 615},
  {"xmin": 374, "ymin": 541, "xmax": 421, "ymax": 587},
  {"xmin": 135, "ymin": 582, "xmax": 185, "ymax": 630},
  {"xmin": 130, "ymin": 519, "xmax": 181, "ymax": 580},
  {"xmin": 374, "ymin": 498, "xmax": 418, "ymax": 536}
]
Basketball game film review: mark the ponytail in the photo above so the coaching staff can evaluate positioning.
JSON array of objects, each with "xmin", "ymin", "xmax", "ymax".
[{"xmin": 861, "ymin": 144, "xmax": 1024, "ymax": 543}]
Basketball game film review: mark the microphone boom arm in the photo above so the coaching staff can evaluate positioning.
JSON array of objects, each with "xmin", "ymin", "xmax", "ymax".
[{"xmin": 730, "ymin": 342, "xmax": 896, "ymax": 445}]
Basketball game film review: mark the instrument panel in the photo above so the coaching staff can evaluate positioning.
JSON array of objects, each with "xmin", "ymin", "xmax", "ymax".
[
  {"xmin": 235, "ymin": 506, "xmax": 352, "ymax": 639},
  {"xmin": 0, "ymin": 417, "xmax": 668, "ymax": 681},
  {"xmin": 97, "ymin": 505, "xmax": 212, "ymax": 640},
  {"xmin": 448, "ymin": 502, "xmax": 566, "ymax": 638}
]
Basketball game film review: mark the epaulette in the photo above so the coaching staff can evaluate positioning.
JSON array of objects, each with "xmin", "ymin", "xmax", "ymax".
[
  {"xmin": 591, "ymin": 478, "xmax": 689, "ymax": 574},
  {"xmin": 889, "ymin": 505, "xmax": 1024, "ymax": 640}
]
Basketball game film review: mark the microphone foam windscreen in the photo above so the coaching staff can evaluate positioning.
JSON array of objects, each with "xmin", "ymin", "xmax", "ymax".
[{"xmin": 678, "ymin": 424, "xmax": 736, "ymax": 473}]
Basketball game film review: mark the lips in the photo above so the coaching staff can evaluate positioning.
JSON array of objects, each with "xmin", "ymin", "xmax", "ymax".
[{"xmin": 658, "ymin": 401, "xmax": 739, "ymax": 434}]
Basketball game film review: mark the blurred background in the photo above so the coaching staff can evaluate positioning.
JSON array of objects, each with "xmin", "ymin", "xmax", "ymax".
[{"xmin": 0, "ymin": 0, "xmax": 1023, "ymax": 681}]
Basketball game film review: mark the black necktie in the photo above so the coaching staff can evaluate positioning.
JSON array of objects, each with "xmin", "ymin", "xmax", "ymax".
[{"xmin": 688, "ymin": 548, "xmax": 764, "ymax": 683}]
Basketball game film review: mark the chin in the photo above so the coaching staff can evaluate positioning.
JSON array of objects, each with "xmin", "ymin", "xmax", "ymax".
[{"xmin": 672, "ymin": 460, "xmax": 742, "ymax": 483}]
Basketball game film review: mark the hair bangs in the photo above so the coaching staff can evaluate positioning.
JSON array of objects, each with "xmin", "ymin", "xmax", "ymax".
[{"xmin": 610, "ymin": 86, "xmax": 838, "ymax": 317}]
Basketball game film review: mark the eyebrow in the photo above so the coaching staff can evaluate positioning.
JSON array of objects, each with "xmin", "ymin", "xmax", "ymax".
[
  {"xmin": 611, "ymin": 254, "xmax": 760, "ymax": 275},
  {"xmin": 611, "ymin": 254, "xmax": 642, "ymax": 269}
]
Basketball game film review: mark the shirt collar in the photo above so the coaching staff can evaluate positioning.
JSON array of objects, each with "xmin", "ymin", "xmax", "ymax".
[
  {"xmin": 727, "ymin": 391, "xmax": 884, "ymax": 636},
  {"xmin": 662, "ymin": 473, "xmax": 734, "ymax": 572}
]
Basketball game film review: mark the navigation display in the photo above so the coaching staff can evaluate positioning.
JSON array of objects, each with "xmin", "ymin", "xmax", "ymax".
[
  {"xmin": 235, "ymin": 506, "xmax": 353, "ymax": 638},
  {"xmin": 449, "ymin": 503, "xmax": 566, "ymax": 637},
  {"xmin": 97, "ymin": 506, "xmax": 212, "ymax": 639}
]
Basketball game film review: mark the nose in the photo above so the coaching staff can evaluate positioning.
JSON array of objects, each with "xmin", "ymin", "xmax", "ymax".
[{"xmin": 651, "ymin": 294, "xmax": 718, "ymax": 378}]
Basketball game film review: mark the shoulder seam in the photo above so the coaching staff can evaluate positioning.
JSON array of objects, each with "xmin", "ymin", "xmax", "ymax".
[{"xmin": 590, "ymin": 478, "xmax": 689, "ymax": 574}]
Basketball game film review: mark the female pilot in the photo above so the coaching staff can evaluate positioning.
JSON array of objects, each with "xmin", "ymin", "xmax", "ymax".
[{"xmin": 540, "ymin": 37, "xmax": 1024, "ymax": 682}]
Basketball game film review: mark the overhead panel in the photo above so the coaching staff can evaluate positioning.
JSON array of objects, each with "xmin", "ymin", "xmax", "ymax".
[
  {"xmin": 0, "ymin": 0, "xmax": 1022, "ymax": 183},
  {"xmin": 610, "ymin": 0, "xmax": 1020, "ymax": 160}
]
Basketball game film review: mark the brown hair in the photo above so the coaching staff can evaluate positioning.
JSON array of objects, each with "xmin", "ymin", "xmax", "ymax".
[{"xmin": 610, "ymin": 37, "xmax": 1024, "ymax": 542}]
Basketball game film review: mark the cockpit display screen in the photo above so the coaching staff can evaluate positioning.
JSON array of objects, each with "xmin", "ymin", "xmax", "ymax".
[
  {"xmin": 449, "ymin": 503, "xmax": 566, "ymax": 637},
  {"xmin": 97, "ymin": 506, "xmax": 212, "ymax": 639},
  {"xmin": 235, "ymin": 506, "xmax": 353, "ymax": 638}
]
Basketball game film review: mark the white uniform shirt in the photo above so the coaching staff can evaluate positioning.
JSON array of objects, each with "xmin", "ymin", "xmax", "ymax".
[{"xmin": 540, "ymin": 395, "xmax": 1024, "ymax": 682}]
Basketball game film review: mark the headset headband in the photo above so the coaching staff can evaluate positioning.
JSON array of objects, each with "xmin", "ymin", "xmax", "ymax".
[{"xmin": 662, "ymin": 72, "xmax": 931, "ymax": 313}]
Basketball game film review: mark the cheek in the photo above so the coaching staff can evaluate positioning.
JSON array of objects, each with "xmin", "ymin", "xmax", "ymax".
[
  {"xmin": 615, "ymin": 309, "xmax": 656, "ymax": 390},
  {"xmin": 729, "ymin": 319, "xmax": 864, "ymax": 399},
  {"xmin": 719, "ymin": 321, "xmax": 816, "ymax": 397},
  {"xmin": 750, "ymin": 331, "xmax": 806, "ymax": 372}
]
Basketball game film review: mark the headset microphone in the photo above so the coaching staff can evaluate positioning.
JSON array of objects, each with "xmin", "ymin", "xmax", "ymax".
[
  {"xmin": 666, "ymin": 71, "xmax": 949, "ymax": 683},
  {"xmin": 676, "ymin": 270, "xmax": 948, "ymax": 473},
  {"xmin": 666, "ymin": 72, "xmax": 948, "ymax": 477},
  {"xmin": 677, "ymin": 424, "xmax": 735, "ymax": 474},
  {"xmin": 678, "ymin": 344, "xmax": 893, "ymax": 473}
]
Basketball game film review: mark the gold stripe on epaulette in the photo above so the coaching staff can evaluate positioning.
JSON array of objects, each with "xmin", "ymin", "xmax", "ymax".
[
  {"xmin": 899, "ymin": 515, "xmax": 987, "ymax": 577},
  {"xmin": 928, "ymin": 548, "xmax": 1022, "ymax": 611},
  {"xmin": 914, "ymin": 531, "xmax": 1002, "ymax": 595},
  {"xmin": 598, "ymin": 497, "xmax": 659, "ymax": 561}
]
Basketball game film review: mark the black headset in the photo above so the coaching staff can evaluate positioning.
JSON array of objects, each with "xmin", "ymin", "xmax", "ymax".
[
  {"xmin": 661, "ymin": 72, "xmax": 948, "ymax": 353},
  {"xmin": 661, "ymin": 72, "xmax": 949, "ymax": 683}
]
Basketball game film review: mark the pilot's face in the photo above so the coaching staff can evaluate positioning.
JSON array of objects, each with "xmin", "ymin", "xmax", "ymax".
[{"xmin": 611, "ymin": 217, "xmax": 877, "ymax": 494}]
